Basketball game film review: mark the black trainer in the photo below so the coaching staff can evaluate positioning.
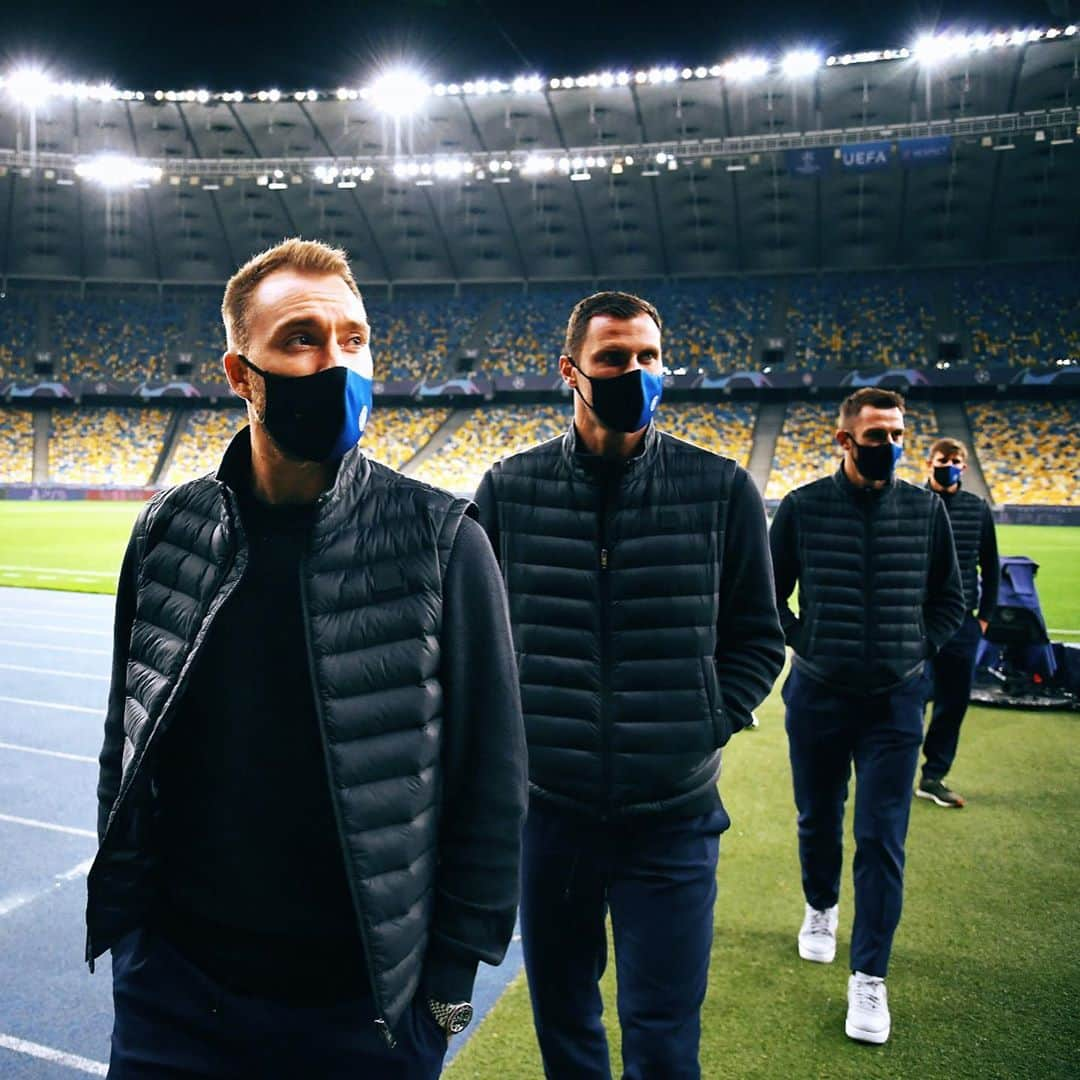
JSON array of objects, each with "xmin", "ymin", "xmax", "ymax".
[{"xmin": 916, "ymin": 778, "xmax": 966, "ymax": 808}]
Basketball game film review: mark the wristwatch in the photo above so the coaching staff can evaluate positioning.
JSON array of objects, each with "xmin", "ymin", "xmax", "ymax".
[{"xmin": 428, "ymin": 999, "xmax": 474, "ymax": 1036}]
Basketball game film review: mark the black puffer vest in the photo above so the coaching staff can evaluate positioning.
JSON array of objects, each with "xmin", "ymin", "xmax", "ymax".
[
  {"xmin": 936, "ymin": 486, "xmax": 985, "ymax": 614},
  {"xmin": 85, "ymin": 433, "xmax": 470, "ymax": 1035},
  {"xmin": 786, "ymin": 469, "xmax": 937, "ymax": 693},
  {"xmin": 485, "ymin": 424, "xmax": 737, "ymax": 818}
]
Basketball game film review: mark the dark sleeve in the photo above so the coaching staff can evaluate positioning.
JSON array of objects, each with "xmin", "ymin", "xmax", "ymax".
[
  {"xmin": 768, "ymin": 494, "xmax": 803, "ymax": 647},
  {"xmin": 713, "ymin": 470, "xmax": 786, "ymax": 733},
  {"xmin": 97, "ymin": 518, "xmax": 142, "ymax": 841},
  {"xmin": 425, "ymin": 514, "xmax": 527, "ymax": 1003},
  {"xmin": 472, "ymin": 470, "xmax": 500, "ymax": 567},
  {"xmin": 976, "ymin": 503, "xmax": 1000, "ymax": 623},
  {"xmin": 923, "ymin": 497, "xmax": 966, "ymax": 655}
]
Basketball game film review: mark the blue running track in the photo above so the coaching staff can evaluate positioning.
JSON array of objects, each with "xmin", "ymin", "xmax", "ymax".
[{"xmin": 0, "ymin": 586, "xmax": 522, "ymax": 1076}]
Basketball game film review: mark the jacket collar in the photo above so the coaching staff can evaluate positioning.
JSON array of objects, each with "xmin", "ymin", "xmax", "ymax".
[
  {"xmin": 833, "ymin": 463, "xmax": 891, "ymax": 502},
  {"xmin": 215, "ymin": 426, "xmax": 371, "ymax": 532},
  {"xmin": 560, "ymin": 421, "xmax": 660, "ymax": 484}
]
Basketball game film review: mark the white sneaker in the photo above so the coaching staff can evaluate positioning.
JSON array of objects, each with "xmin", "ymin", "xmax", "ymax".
[
  {"xmin": 797, "ymin": 902, "xmax": 838, "ymax": 963},
  {"xmin": 846, "ymin": 971, "xmax": 891, "ymax": 1044}
]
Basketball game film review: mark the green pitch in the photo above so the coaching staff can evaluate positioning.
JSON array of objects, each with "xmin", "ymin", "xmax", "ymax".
[{"xmin": 0, "ymin": 503, "xmax": 1076, "ymax": 630}]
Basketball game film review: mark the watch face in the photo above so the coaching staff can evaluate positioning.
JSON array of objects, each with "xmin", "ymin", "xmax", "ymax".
[{"xmin": 447, "ymin": 1003, "xmax": 474, "ymax": 1034}]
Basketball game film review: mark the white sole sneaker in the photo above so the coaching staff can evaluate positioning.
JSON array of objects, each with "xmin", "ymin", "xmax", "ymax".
[
  {"xmin": 798, "ymin": 939, "xmax": 836, "ymax": 963},
  {"xmin": 915, "ymin": 787, "xmax": 963, "ymax": 808},
  {"xmin": 845, "ymin": 1016, "xmax": 890, "ymax": 1044}
]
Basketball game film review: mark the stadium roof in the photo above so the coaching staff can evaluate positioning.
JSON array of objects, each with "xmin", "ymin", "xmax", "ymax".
[{"xmin": 0, "ymin": 29, "xmax": 1077, "ymax": 286}]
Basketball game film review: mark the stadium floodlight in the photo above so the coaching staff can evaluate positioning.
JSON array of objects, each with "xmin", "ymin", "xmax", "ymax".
[
  {"xmin": 724, "ymin": 57, "xmax": 769, "ymax": 82},
  {"xmin": 369, "ymin": 68, "xmax": 429, "ymax": 116},
  {"xmin": 5, "ymin": 67, "xmax": 56, "ymax": 109},
  {"xmin": 782, "ymin": 50, "xmax": 822, "ymax": 78},
  {"xmin": 75, "ymin": 154, "xmax": 163, "ymax": 188}
]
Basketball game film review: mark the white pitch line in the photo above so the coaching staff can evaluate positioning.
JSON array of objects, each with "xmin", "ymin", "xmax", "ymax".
[
  {"xmin": 0, "ymin": 813, "xmax": 96, "ymax": 839},
  {"xmin": 0, "ymin": 623, "xmax": 110, "ymax": 638},
  {"xmin": 0, "ymin": 857, "xmax": 94, "ymax": 917},
  {"xmin": 0, "ymin": 639, "xmax": 109, "ymax": 656},
  {"xmin": 1047, "ymin": 627, "xmax": 1080, "ymax": 635},
  {"xmin": 0, "ymin": 696, "xmax": 101, "ymax": 715},
  {"xmin": 0, "ymin": 741, "xmax": 97, "ymax": 764},
  {"xmin": 0, "ymin": 1034, "xmax": 106, "ymax": 1076},
  {"xmin": 0, "ymin": 663, "xmax": 109, "ymax": 681}
]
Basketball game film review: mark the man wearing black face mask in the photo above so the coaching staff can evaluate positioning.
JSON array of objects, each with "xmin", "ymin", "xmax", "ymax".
[
  {"xmin": 474, "ymin": 291, "xmax": 785, "ymax": 1079},
  {"xmin": 769, "ymin": 387, "xmax": 963, "ymax": 1046},
  {"xmin": 88, "ymin": 238, "xmax": 527, "ymax": 1078},
  {"xmin": 918, "ymin": 437, "xmax": 999, "ymax": 808}
]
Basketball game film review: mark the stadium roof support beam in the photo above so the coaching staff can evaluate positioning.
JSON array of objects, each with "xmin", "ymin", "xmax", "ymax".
[
  {"xmin": 981, "ymin": 45, "xmax": 1027, "ymax": 260},
  {"xmin": 0, "ymin": 169, "xmax": 14, "ymax": 282},
  {"xmin": 629, "ymin": 84, "xmax": 670, "ymax": 278},
  {"xmin": 298, "ymin": 102, "xmax": 392, "ymax": 283},
  {"xmin": 539, "ymin": 91, "xmax": 597, "ymax": 279},
  {"xmin": 417, "ymin": 185, "xmax": 460, "ymax": 280},
  {"xmin": 457, "ymin": 98, "xmax": 529, "ymax": 280},
  {"xmin": 227, "ymin": 103, "xmax": 300, "ymax": 239},
  {"xmin": 124, "ymin": 100, "xmax": 163, "ymax": 282},
  {"xmin": 174, "ymin": 101, "xmax": 236, "ymax": 275}
]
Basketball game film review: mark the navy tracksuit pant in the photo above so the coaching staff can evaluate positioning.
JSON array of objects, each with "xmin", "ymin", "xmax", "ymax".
[
  {"xmin": 520, "ymin": 799, "xmax": 727, "ymax": 1080},
  {"xmin": 108, "ymin": 927, "xmax": 447, "ymax": 1079},
  {"xmin": 922, "ymin": 613, "xmax": 982, "ymax": 783},
  {"xmin": 783, "ymin": 665, "xmax": 924, "ymax": 977}
]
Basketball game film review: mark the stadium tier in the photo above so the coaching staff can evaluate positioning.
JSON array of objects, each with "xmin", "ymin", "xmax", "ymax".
[
  {"xmin": 657, "ymin": 402, "xmax": 757, "ymax": 466},
  {"xmin": 163, "ymin": 408, "xmax": 248, "ymax": 486},
  {"xmin": 764, "ymin": 399, "xmax": 939, "ymax": 500},
  {"xmin": 411, "ymin": 404, "xmax": 572, "ymax": 493},
  {"xmin": 967, "ymin": 401, "xmax": 1080, "ymax": 506},
  {"xmin": 0, "ymin": 408, "xmax": 33, "ymax": 484},
  {"xmin": 786, "ymin": 272, "xmax": 935, "ymax": 369},
  {"xmin": 1, "ymin": 264, "xmax": 1077, "ymax": 378},
  {"xmin": 48, "ymin": 407, "xmax": 170, "ymax": 484},
  {"xmin": 954, "ymin": 263, "xmax": 1080, "ymax": 369}
]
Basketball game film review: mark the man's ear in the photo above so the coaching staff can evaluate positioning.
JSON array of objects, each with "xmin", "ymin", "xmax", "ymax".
[
  {"xmin": 835, "ymin": 429, "xmax": 851, "ymax": 451},
  {"xmin": 223, "ymin": 351, "xmax": 253, "ymax": 401},
  {"xmin": 558, "ymin": 354, "xmax": 576, "ymax": 388}
]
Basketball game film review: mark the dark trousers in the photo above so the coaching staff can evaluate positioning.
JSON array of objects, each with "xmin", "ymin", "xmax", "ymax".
[
  {"xmin": 520, "ymin": 799, "xmax": 727, "ymax": 1080},
  {"xmin": 783, "ymin": 666, "xmax": 924, "ymax": 977},
  {"xmin": 108, "ymin": 927, "xmax": 447, "ymax": 1079},
  {"xmin": 922, "ymin": 613, "xmax": 982, "ymax": 782}
]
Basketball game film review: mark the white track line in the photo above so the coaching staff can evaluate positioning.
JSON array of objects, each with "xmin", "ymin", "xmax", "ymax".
[
  {"xmin": 0, "ymin": 696, "xmax": 100, "ymax": 715},
  {"xmin": 0, "ymin": 813, "xmax": 96, "ymax": 839},
  {"xmin": 0, "ymin": 606, "xmax": 109, "ymax": 621},
  {"xmin": 0, "ymin": 1034, "xmax": 106, "ymax": 1076},
  {"xmin": 0, "ymin": 623, "xmax": 110, "ymax": 638},
  {"xmin": 0, "ymin": 640, "xmax": 108, "ymax": 656},
  {"xmin": 0, "ymin": 565, "xmax": 115, "ymax": 577},
  {"xmin": 0, "ymin": 663, "xmax": 109, "ymax": 681},
  {"xmin": 0, "ymin": 741, "xmax": 97, "ymax": 764},
  {"xmin": 0, "ymin": 857, "xmax": 94, "ymax": 918}
]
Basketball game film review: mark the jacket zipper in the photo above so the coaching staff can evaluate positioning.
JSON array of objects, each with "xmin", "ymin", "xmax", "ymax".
[
  {"xmin": 862, "ymin": 497, "xmax": 873, "ymax": 664},
  {"xmin": 298, "ymin": 553, "xmax": 394, "ymax": 1047},
  {"xmin": 86, "ymin": 506, "xmax": 248, "ymax": 969},
  {"xmin": 597, "ymin": 472, "xmax": 614, "ymax": 816}
]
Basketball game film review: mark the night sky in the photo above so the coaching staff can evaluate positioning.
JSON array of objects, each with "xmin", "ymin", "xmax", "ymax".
[{"xmin": 0, "ymin": 1, "xmax": 1072, "ymax": 92}]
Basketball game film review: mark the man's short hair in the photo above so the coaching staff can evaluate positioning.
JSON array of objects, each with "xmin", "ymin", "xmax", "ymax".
[
  {"xmin": 929, "ymin": 436, "xmax": 968, "ymax": 462},
  {"xmin": 563, "ymin": 291, "xmax": 662, "ymax": 360},
  {"xmin": 222, "ymin": 237, "xmax": 361, "ymax": 354},
  {"xmin": 838, "ymin": 387, "xmax": 906, "ymax": 425}
]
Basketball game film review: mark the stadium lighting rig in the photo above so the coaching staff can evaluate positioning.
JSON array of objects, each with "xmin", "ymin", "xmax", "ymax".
[
  {"xmin": 74, "ymin": 154, "xmax": 163, "ymax": 188},
  {"xmin": 1, "ymin": 24, "xmax": 1074, "ymax": 113}
]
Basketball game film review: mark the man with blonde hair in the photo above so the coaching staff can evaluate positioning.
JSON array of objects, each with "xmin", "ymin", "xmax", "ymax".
[{"xmin": 87, "ymin": 238, "xmax": 527, "ymax": 1078}]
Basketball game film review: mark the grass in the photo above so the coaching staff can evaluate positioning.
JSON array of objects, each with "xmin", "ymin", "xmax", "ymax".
[
  {"xmin": 448, "ymin": 694, "xmax": 1080, "ymax": 1079},
  {"xmin": 0, "ymin": 502, "xmax": 1076, "ymax": 1075}
]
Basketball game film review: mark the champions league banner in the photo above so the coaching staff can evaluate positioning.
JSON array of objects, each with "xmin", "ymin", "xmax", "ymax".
[{"xmin": 785, "ymin": 148, "xmax": 829, "ymax": 177}]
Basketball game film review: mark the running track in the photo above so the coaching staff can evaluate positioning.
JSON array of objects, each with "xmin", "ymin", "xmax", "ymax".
[{"xmin": 0, "ymin": 586, "xmax": 522, "ymax": 1076}]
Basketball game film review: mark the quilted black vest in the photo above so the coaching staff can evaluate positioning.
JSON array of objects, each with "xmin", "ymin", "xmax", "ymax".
[
  {"xmin": 786, "ymin": 470, "xmax": 937, "ymax": 692},
  {"xmin": 937, "ymin": 487, "xmax": 986, "ymax": 614},
  {"xmin": 485, "ymin": 424, "xmax": 737, "ymax": 818},
  {"xmin": 86, "ymin": 436, "xmax": 469, "ymax": 1034}
]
